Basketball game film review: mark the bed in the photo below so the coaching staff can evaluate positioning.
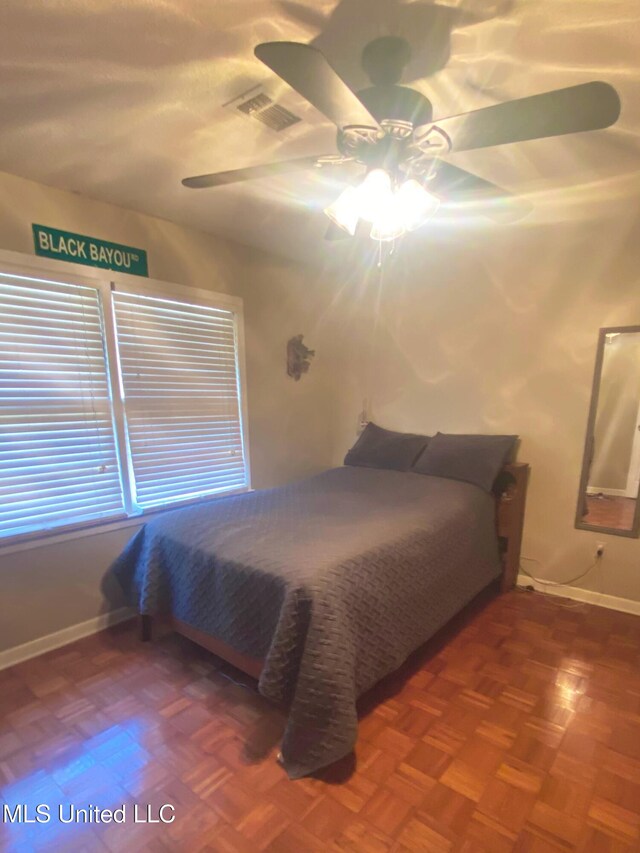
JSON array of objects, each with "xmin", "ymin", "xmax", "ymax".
[{"xmin": 112, "ymin": 461, "xmax": 528, "ymax": 778}]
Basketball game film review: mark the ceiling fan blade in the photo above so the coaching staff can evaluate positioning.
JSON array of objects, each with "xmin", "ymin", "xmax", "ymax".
[
  {"xmin": 415, "ymin": 82, "xmax": 620, "ymax": 153},
  {"xmin": 429, "ymin": 162, "xmax": 533, "ymax": 221},
  {"xmin": 430, "ymin": 161, "xmax": 526, "ymax": 200},
  {"xmin": 325, "ymin": 222, "xmax": 353, "ymax": 241},
  {"xmin": 255, "ymin": 41, "xmax": 380, "ymax": 130},
  {"xmin": 182, "ymin": 155, "xmax": 327, "ymax": 188}
]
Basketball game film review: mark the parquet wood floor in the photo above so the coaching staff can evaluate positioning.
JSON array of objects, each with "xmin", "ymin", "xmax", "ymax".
[{"xmin": 2, "ymin": 589, "xmax": 640, "ymax": 852}]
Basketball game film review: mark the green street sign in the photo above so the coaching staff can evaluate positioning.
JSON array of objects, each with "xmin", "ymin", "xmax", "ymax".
[{"xmin": 33, "ymin": 224, "xmax": 148, "ymax": 277}]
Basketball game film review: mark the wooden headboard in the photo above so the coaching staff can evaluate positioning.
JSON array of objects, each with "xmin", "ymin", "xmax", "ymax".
[{"xmin": 495, "ymin": 462, "xmax": 530, "ymax": 592}]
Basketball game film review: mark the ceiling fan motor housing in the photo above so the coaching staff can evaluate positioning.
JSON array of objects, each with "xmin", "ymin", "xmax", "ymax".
[
  {"xmin": 356, "ymin": 85, "xmax": 433, "ymax": 127},
  {"xmin": 337, "ymin": 85, "xmax": 433, "ymax": 176},
  {"xmin": 335, "ymin": 36, "xmax": 434, "ymax": 175}
]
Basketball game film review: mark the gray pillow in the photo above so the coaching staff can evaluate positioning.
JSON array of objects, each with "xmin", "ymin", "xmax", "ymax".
[
  {"xmin": 344, "ymin": 422, "xmax": 430, "ymax": 472},
  {"xmin": 412, "ymin": 432, "xmax": 518, "ymax": 492}
]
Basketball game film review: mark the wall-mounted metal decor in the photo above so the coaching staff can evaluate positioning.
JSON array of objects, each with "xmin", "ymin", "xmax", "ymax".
[{"xmin": 287, "ymin": 334, "xmax": 315, "ymax": 381}]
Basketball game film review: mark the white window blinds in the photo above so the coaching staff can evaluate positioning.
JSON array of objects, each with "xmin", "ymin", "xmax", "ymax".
[
  {"xmin": 0, "ymin": 273, "xmax": 125, "ymax": 537},
  {"xmin": 112, "ymin": 290, "xmax": 247, "ymax": 509}
]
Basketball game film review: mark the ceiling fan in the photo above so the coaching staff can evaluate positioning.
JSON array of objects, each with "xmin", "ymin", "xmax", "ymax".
[{"xmin": 182, "ymin": 36, "xmax": 621, "ymax": 243}]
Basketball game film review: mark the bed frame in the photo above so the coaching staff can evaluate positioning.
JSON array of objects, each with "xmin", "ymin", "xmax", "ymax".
[{"xmin": 140, "ymin": 462, "xmax": 529, "ymax": 680}]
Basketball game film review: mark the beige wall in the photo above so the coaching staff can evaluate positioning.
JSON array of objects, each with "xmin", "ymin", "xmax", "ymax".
[
  {"xmin": 320, "ymin": 200, "xmax": 640, "ymax": 603},
  {"xmin": 0, "ymin": 170, "xmax": 335, "ymax": 652},
  {"xmin": 590, "ymin": 332, "xmax": 640, "ymax": 492},
  {"xmin": 3, "ymin": 166, "xmax": 640, "ymax": 655}
]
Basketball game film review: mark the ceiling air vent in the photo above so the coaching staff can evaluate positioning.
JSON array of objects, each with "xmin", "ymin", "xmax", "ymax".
[{"xmin": 224, "ymin": 85, "xmax": 301, "ymax": 132}]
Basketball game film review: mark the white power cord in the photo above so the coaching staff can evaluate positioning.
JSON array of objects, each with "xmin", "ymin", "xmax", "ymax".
[
  {"xmin": 520, "ymin": 555, "xmax": 599, "ymax": 587},
  {"xmin": 519, "ymin": 555, "xmax": 603, "ymax": 610}
]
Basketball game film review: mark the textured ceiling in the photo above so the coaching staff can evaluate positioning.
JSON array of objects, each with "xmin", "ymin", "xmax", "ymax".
[{"xmin": 0, "ymin": 0, "xmax": 638, "ymax": 264}]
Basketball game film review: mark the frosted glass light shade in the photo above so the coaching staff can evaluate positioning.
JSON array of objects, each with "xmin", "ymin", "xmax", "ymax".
[
  {"xmin": 357, "ymin": 169, "xmax": 394, "ymax": 223},
  {"xmin": 324, "ymin": 172, "xmax": 439, "ymax": 243},
  {"xmin": 370, "ymin": 196, "xmax": 406, "ymax": 242},
  {"xmin": 324, "ymin": 186, "xmax": 360, "ymax": 235},
  {"xmin": 396, "ymin": 179, "xmax": 440, "ymax": 231}
]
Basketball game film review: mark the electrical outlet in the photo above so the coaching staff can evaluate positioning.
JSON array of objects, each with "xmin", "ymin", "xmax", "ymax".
[{"xmin": 596, "ymin": 543, "xmax": 605, "ymax": 558}]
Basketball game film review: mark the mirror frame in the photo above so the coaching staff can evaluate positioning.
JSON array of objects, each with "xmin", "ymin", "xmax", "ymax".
[{"xmin": 575, "ymin": 324, "xmax": 640, "ymax": 538}]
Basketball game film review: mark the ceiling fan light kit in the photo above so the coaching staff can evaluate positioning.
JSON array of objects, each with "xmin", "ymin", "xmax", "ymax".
[
  {"xmin": 324, "ymin": 169, "xmax": 440, "ymax": 242},
  {"xmin": 396, "ymin": 178, "xmax": 441, "ymax": 231},
  {"xmin": 324, "ymin": 185, "xmax": 360, "ymax": 236},
  {"xmin": 182, "ymin": 35, "xmax": 621, "ymax": 248}
]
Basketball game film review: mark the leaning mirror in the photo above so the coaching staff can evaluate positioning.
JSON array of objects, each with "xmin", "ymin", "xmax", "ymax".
[{"xmin": 576, "ymin": 326, "xmax": 640, "ymax": 537}]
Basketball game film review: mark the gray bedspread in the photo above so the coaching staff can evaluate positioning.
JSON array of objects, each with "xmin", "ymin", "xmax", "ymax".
[{"xmin": 112, "ymin": 466, "xmax": 501, "ymax": 778}]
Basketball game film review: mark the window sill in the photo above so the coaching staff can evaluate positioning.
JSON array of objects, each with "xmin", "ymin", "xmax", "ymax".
[{"xmin": 0, "ymin": 486, "xmax": 253, "ymax": 557}]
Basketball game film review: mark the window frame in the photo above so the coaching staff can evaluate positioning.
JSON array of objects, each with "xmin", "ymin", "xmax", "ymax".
[{"xmin": 0, "ymin": 248, "xmax": 251, "ymax": 554}]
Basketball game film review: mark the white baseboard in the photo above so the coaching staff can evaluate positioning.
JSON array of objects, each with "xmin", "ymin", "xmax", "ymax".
[
  {"xmin": 3, "ymin": 581, "xmax": 638, "ymax": 673},
  {"xmin": 0, "ymin": 607, "xmax": 135, "ymax": 672},
  {"xmin": 586, "ymin": 486, "xmax": 628, "ymax": 498},
  {"xmin": 517, "ymin": 574, "xmax": 640, "ymax": 616}
]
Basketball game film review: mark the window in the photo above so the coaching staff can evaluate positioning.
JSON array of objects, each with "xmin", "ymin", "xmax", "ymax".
[
  {"xmin": 0, "ymin": 273, "xmax": 125, "ymax": 537},
  {"xmin": 0, "ymin": 260, "xmax": 249, "ymax": 543},
  {"xmin": 112, "ymin": 291, "xmax": 247, "ymax": 509}
]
